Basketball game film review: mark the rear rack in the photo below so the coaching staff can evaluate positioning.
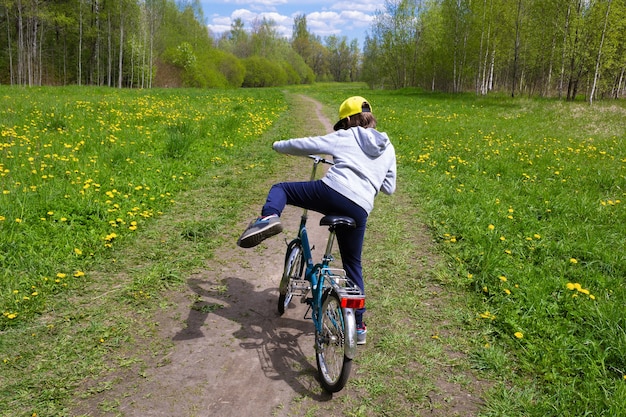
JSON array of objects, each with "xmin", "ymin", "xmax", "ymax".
[{"xmin": 323, "ymin": 268, "xmax": 365, "ymax": 309}]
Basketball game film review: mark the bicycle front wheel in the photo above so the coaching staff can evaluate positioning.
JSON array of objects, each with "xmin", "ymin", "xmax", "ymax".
[
  {"xmin": 277, "ymin": 241, "xmax": 304, "ymax": 315},
  {"xmin": 316, "ymin": 290, "xmax": 353, "ymax": 392}
]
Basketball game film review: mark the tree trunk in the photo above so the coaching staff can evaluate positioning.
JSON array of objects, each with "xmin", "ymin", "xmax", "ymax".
[
  {"xmin": 17, "ymin": 0, "xmax": 24, "ymax": 84},
  {"xmin": 558, "ymin": 0, "xmax": 572, "ymax": 99},
  {"xmin": 476, "ymin": 0, "xmax": 488, "ymax": 95},
  {"xmin": 107, "ymin": 12, "xmax": 112, "ymax": 86},
  {"xmin": 589, "ymin": 0, "xmax": 612, "ymax": 105},
  {"xmin": 545, "ymin": 33, "xmax": 557, "ymax": 97},
  {"xmin": 566, "ymin": 0, "xmax": 583, "ymax": 101},
  {"xmin": 78, "ymin": 0, "xmax": 82, "ymax": 86},
  {"xmin": 118, "ymin": 7, "xmax": 124, "ymax": 88},
  {"xmin": 615, "ymin": 65, "xmax": 625, "ymax": 99},
  {"xmin": 90, "ymin": 0, "xmax": 100, "ymax": 85},
  {"xmin": 511, "ymin": 0, "xmax": 523, "ymax": 97},
  {"xmin": 5, "ymin": 4, "xmax": 15, "ymax": 84}
]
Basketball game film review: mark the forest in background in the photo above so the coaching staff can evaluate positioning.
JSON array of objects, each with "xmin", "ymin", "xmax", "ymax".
[
  {"xmin": 1, "ymin": 0, "xmax": 625, "ymax": 100},
  {"xmin": 0, "ymin": 0, "xmax": 359, "ymax": 89},
  {"xmin": 365, "ymin": 0, "xmax": 626, "ymax": 101}
]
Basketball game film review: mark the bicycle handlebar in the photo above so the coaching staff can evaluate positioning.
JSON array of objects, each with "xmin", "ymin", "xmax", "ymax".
[{"xmin": 307, "ymin": 154, "xmax": 334, "ymax": 165}]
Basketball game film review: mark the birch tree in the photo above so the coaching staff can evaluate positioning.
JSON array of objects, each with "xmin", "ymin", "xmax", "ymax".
[{"xmin": 590, "ymin": 0, "xmax": 613, "ymax": 103}]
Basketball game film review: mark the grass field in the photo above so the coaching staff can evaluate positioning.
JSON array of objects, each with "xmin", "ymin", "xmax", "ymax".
[
  {"xmin": 1, "ymin": 85, "xmax": 625, "ymax": 416},
  {"xmin": 340, "ymin": 88, "xmax": 625, "ymax": 416},
  {"xmin": 1, "ymin": 87, "xmax": 286, "ymax": 325}
]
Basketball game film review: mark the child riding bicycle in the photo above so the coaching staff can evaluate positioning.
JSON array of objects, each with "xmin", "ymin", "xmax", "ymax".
[{"xmin": 237, "ymin": 96, "xmax": 397, "ymax": 344}]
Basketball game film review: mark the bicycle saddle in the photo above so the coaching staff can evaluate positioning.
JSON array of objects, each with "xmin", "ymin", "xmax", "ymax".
[{"xmin": 320, "ymin": 215, "xmax": 356, "ymax": 228}]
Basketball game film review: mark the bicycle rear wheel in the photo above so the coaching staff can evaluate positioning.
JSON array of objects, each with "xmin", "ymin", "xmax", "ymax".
[
  {"xmin": 278, "ymin": 241, "xmax": 304, "ymax": 315},
  {"xmin": 316, "ymin": 290, "xmax": 353, "ymax": 392}
]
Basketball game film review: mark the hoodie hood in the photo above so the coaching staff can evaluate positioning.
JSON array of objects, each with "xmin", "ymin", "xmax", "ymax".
[{"xmin": 352, "ymin": 126, "xmax": 391, "ymax": 157}]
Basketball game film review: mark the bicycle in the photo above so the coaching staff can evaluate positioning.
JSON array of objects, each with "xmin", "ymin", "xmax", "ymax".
[{"xmin": 277, "ymin": 155, "xmax": 365, "ymax": 393}]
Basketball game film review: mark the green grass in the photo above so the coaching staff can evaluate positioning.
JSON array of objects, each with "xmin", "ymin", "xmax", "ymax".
[
  {"xmin": 370, "ymin": 90, "xmax": 626, "ymax": 416},
  {"xmin": 1, "ymin": 85, "xmax": 625, "ymax": 416},
  {"xmin": 0, "ymin": 86, "xmax": 289, "ymax": 416},
  {"xmin": 298, "ymin": 86, "xmax": 626, "ymax": 415},
  {"xmin": 0, "ymin": 86, "xmax": 287, "ymax": 326}
]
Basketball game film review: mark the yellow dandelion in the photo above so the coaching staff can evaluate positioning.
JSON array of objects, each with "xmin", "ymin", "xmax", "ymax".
[
  {"xmin": 499, "ymin": 275, "xmax": 507, "ymax": 282},
  {"xmin": 570, "ymin": 258, "xmax": 578, "ymax": 264},
  {"xmin": 74, "ymin": 271, "xmax": 85, "ymax": 278},
  {"xmin": 74, "ymin": 248, "xmax": 83, "ymax": 255},
  {"xmin": 488, "ymin": 224, "xmax": 495, "ymax": 230},
  {"xmin": 479, "ymin": 311, "xmax": 496, "ymax": 320},
  {"xmin": 514, "ymin": 332, "xmax": 524, "ymax": 339}
]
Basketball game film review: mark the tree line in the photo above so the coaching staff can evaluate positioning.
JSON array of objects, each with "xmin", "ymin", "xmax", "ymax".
[
  {"xmin": 0, "ymin": 0, "xmax": 360, "ymax": 88},
  {"xmin": 364, "ymin": 0, "xmax": 626, "ymax": 100},
  {"xmin": 2, "ymin": 0, "xmax": 624, "ymax": 100}
]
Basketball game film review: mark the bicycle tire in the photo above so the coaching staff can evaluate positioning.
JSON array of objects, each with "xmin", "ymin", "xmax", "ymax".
[
  {"xmin": 316, "ymin": 290, "xmax": 353, "ymax": 392},
  {"xmin": 277, "ymin": 241, "xmax": 304, "ymax": 315}
]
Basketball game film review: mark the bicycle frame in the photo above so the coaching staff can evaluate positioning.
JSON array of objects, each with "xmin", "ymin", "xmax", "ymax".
[{"xmin": 288, "ymin": 155, "xmax": 364, "ymax": 359}]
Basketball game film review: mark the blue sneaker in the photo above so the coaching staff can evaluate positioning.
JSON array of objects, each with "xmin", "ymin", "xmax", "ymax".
[
  {"xmin": 237, "ymin": 214, "xmax": 283, "ymax": 248},
  {"xmin": 357, "ymin": 323, "xmax": 367, "ymax": 345}
]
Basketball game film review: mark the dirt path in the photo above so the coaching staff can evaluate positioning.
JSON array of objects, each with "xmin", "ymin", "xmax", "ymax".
[
  {"xmin": 109, "ymin": 208, "xmax": 330, "ymax": 416},
  {"xmin": 75, "ymin": 96, "xmax": 337, "ymax": 416},
  {"xmin": 72, "ymin": 95, "xmax": 484, "ymax": 417}
]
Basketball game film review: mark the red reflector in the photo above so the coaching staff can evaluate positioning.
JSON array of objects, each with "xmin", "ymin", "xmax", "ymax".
[{"xmin": 341, "ymin": 297, "xmax": 365, "ymax": 309}]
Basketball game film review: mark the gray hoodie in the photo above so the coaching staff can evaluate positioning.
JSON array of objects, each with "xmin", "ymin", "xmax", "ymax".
[{"xmin": 272, "ymin": 126, "xmax": 396, "ymax": 214}]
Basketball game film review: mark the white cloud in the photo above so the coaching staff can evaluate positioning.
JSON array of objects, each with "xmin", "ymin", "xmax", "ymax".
[
  {"xmin": 219, "ymin": 8, "xmax": 293, "ymax": 37},
  {"xmin": 340, "ymin": 10, "xmax": 376, "ymax": 28},
  {"xmin": 206, "ymin": 1, "xmax": 385, "ymax": 42},
  {"xmin": 332, "ymin": 0, "xmax": 383, "ymax": 13},
  {"xmin": 227, "ymin": 0, "xmax": 288, "ymax": 6},
  {"xmin": 230, "ymin": 8, "xmax": 257, "ymax": 21},
  {"xmin": 306, "ymin": 11, "xmax": 342, "ymax": 37}
]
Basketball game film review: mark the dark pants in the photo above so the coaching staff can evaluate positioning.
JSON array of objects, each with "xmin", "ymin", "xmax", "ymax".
[{"xmin": 262, "ymin": 180, "xmax": 368, "ymax": 325}]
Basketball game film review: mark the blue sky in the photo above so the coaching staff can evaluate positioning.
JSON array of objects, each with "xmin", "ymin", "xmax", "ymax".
[{"xmin": 201, "ymin": 0, "xmax": 386, "ymax": 47}]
